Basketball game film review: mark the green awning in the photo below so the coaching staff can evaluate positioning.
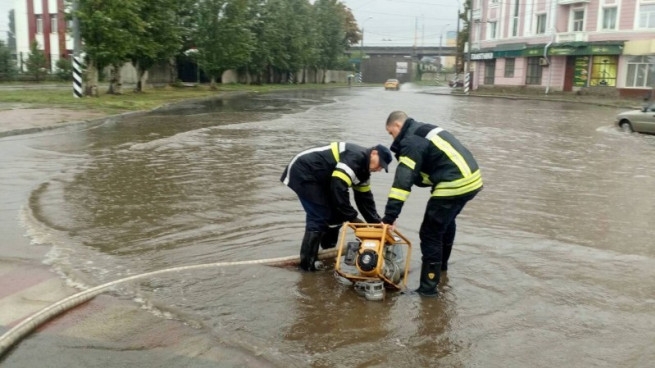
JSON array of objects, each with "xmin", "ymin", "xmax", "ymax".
[{"xmin": 492, "ymin": 41, "xmax": 624, "ymax": 58}]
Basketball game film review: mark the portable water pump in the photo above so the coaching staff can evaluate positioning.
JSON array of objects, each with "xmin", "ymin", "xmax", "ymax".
[{"xmin": 334, "ymin": 223, "xmax": 412, "ymax": 301}]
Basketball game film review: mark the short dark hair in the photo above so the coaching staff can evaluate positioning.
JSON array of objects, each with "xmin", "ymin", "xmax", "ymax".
[{"xmin": 386, "ymin": 111, "xmax": 407, "ymax": 126}]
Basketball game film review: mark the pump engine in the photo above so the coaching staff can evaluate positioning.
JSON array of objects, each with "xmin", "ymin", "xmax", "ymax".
[{"xmin": 334, "ymin": 223, "xmax": 411, "ymax": 301}]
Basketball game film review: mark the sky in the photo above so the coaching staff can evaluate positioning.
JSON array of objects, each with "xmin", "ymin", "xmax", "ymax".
[
  {"xmin": 0, "ymin": 0, "xmax": 13, "ymax": 44},
  {"xmin": 0, "ymin": 0, "xmax": 461, "ymax": 47},
  {"xmin": 341, "ymin": 0, "xmax": 461, "ymax": 47}
]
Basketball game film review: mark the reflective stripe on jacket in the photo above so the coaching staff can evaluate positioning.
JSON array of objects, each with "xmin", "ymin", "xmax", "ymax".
[
  {"xmin": 281, "ymin": 142, "xmax": 381, "ymax": 223},
  {"xmin": 384, "ymin": 119, "xmax": 482, "ymax": 222}
]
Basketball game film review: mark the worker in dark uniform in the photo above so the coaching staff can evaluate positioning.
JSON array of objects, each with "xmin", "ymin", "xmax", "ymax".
[
  {"xmin": 281, "ymin": 142, "xmax": 393, "ymax": 271},
  {"xmin": 382, "ymin": 111, "xmax": 482, "ymax": 297}
]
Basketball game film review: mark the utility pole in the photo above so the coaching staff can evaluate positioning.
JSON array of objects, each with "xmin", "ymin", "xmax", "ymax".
[
  {"xmin": 360, "ymin": 17, "xmax": 373, "ymax": 83},
  {"xmin": 456, "ymin": 0, "xmax": 461, "ymax": 73}
]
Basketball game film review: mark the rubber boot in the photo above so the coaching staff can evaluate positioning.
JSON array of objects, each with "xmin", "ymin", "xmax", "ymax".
[
  {"xmin": 299, "ymin": 231, "xmax": 322, "ymax": 271},
  {"xmin": 415, "ymin": 262, "xmax": 441, "ymax": 297},
  {"xmin": 441, "ymin": 243, "xmax": 452, "ymax": 271},
  {"xmin": 320, "ymin": 226, "xmax": 340, "ymax": 249}
]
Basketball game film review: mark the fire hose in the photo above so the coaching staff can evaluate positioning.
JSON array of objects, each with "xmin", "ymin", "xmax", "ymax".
[{"xmin": 0, "ymin": 249, "xmax": 337, "ymax": 358}]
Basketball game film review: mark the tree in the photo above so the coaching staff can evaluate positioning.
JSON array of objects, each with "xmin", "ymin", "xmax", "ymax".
[
  {"xmin": 249, "ymin": 0, "xmax": 315, "ymax": 83},
  {"xmin": 0, "ymin": 40, "xmax": 16, "ymax": 81},
  {"xmin": 195, "ymin": 0, "xmax": 254, "ymax": 89},
  {"xmin": 25, "ymin": 40, "xmax": 48, "ymax": 82},
  {"xmin": 73, "ymin": 0, "xmax": 145, "ymax": 95},
  {"xmin": 55, "ymin": 58, "xmax": 73, "ymax": 81},
  {"xmin": 456, "ymin": 0, "xmax": 471, "ymax": 74},
  {"xmin": 129, "ymin": 0, "xmax": 183, "ymax": 92},
  {"xmin": 313, "ymin": 0, "xmax": 351, "ymax": 81},
  {"xmin": 8, "ymin": 10, "xmax": 16, "ymax": 55}
]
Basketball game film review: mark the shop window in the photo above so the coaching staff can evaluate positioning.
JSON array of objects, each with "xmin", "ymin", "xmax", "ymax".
[
  {"xmin": 484, "ymin": 60, "xmax": 495, "ymax": 85},
  {"xmin": 639, "ymin": 4, "xmax": 655, "ymax": 28},
  {"xmin": 626, "ymin": 56, "xmax": 654, "ymax": 88},
  {"xmin": 526, "ymin": 57, "xmax": 542, "ymax": 85},
  {"xmin": 589, "ymin": 56, "xmax": 617, "ymax": 86},
  {"xmin": 504, "ymin": 58, "xmax": 515, "ymax": 78},
  {"xmin": 573, "ymin": 56, "xmax": 590, "ymax": 87}
]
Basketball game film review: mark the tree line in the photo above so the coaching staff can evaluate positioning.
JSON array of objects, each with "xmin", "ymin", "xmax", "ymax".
[{"xmin": 71, "ymin": 0, "xmax": 361, "ymax": 95}]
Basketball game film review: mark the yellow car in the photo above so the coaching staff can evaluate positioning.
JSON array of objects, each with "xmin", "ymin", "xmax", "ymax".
[{"xmin": 384, "ymin": 79, "xmax": 400, "ymax": 91}]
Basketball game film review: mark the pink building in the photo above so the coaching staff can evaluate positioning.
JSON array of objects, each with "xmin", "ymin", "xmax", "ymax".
[{"xmin": 469, "ymin": 0, "xmax": 655, "ymax": 97}]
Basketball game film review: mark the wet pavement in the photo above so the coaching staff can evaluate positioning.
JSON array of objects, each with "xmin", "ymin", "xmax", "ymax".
[{"xmin": 1, "ymin": 85, "xmax": 654, "ymax": 367}]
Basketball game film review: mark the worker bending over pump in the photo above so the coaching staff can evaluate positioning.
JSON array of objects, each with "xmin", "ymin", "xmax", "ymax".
[
  {"xmin": 382, "ymin": 111, "xmax": 483, "ymax": 297},
  {"xmin": 281, "ymin": 142, "xmax": 393, "ymax": 271}
]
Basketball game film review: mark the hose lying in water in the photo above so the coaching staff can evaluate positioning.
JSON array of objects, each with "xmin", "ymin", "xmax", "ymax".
[{"xmin": 0, "ymin": 248, "xmax": 338, "ymax": 358}]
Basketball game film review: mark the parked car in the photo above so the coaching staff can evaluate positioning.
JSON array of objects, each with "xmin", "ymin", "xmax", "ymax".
[
  {"xmin": 384, "ymin": 79, "xmax": 400, "ymax": 91},
  {"xmin": 616, "ymin": 103, "xmax": 655, "ymax": 134}
]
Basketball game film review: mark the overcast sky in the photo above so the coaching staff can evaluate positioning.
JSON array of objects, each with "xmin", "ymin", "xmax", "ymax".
[
  {"xmin": 0, "ymin": 0, "xmax": 460, "ymax": 47},
  {"xmin": 341, "ymin": 0, "xmax": 461, "ymax": 47},
  {"xmin": 0, "ymin": 0, "xmax": 13, "ymax": 44}
]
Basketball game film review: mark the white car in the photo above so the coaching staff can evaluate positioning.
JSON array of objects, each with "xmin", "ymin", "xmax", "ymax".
[{"xmin": 616, "ymin": 103, "xmax": 655, "ymax": 134}]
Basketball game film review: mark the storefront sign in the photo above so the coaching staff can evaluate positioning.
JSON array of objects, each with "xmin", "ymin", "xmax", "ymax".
[
  {"xmin": 495, "ymin": 43, "xmax": 623, "ymax": 58},
  {"xmin": 471, "ymin": 52, "xmax": 494, "ymax": 60}
]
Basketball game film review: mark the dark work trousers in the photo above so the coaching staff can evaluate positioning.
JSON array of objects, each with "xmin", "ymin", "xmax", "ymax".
[
  {"xmin": 418, "ymin": 193, "xmax": 477, "ymax": 265},
  {"xmin": 299, "ymin": 197, "xmax": 332, "ymax": 232}
]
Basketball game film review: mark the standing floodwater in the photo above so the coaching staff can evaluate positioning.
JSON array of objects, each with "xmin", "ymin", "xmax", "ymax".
[{"xmin": 2, "ymin": 87, "xmax": 655, "ymax": 367}]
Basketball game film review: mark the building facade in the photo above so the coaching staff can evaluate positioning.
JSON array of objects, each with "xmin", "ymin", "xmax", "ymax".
[
  {"xmin": 469, "ymin": 0, "xmax": 655, "ymax": 97},
  {"xmin": 14, "ymin": 0, "xmax": 70, "ymax": 72}
]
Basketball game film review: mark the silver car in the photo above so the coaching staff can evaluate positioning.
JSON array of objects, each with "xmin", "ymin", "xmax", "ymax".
[{"xmin": 616, "ymin": 103, "xmax": 655, "ymax": 134}]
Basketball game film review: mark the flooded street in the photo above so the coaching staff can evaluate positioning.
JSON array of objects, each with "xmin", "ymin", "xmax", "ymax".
[{"xmin": 2, "ymin": 86, "xmax": 655, "ymax": 367}]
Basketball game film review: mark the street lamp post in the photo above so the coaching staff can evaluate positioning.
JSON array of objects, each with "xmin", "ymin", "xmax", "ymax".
[{"xmin": 360, "ymin": 16, "xmax": 373, "ymax": 83}]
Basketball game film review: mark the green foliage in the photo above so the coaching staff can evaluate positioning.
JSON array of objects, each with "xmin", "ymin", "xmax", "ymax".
[
  {"xmin": 76, "ymin": 0, "xmax": 145, "ymax": 69},
  {"xmin": 129, "ymin": 0, "xmax": 183, "ymax": 84},
  {"xmin": 313, "ymin": 0, "xmax": 350, "ymax": 70},
  {"xmin": 67, "ymin": 0, "xmax": 356, "ymax": 90},
  {"xmin": 25, "ymin": 40, "xmax": 48, "ymax": 82},
  {"xmin": 0, "ymin": 40, "xmax": 16, "ymax": 81},
  {"xmin": 195, "ymin": 0, "xmax": 254, "ymax": 82},
  {"xmin": 55, "ymin": 58, "xmax": 73, "ymax": 81},
  {"xmin": 456, "ymin": 0, "xmax": 472, "ymax": 73}
]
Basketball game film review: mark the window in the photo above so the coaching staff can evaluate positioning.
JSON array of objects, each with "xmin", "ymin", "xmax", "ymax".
[
  {"xmin": 626, "ymin": 56, "xmax": 654, "ymax": 88},
  {"xmin": 484, "ymin": 60, "xmax": 496, "ymax": 85},
  {"xmin": 602, "ymin": 7, "xmax": 617, "ymax": 30},
  {"xmin": 536, "ymin": 14, "xmax": 547, "ymax": 34},
  {"xmin": 487, "ymin": 22, "xmax": 497, "ymax": 40},
  {"xmin": 572, "ymin": 10, "xmax": 585, "ymax": 32},
  {"xmin": 504, "ymin": 58, "xmax": 515, "ymax": 78},
  {"xmin": 50, "ymin": 14, "xmax": 57, "ymax": 33},
  {"xmin": 589, "ymin": 56, "xmax": 617, "ymax": 87},
  {"xmin": 639, "ymin": 4, "xmax": 655, "ymax": 28},
  {"xmin": 35, "ymin": 15, "xmax": 43, "ymax": 34},
  {"xmin": 526, "ymin": 57, "xmax": 542, "ymax": 85},
  {"xmin": 512, "ymin": 0, "xmax": 520, "ymax": 36}
]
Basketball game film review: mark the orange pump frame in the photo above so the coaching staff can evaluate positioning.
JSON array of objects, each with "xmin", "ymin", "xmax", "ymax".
[{"xmin": 334, "ymin": 222, "xmax": 412, "ymax": 290}]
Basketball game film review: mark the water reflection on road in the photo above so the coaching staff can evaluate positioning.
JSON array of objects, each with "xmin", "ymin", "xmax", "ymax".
[{"xmin": 4, "ymin": 86, "xmax": 655, "ymax": 367}]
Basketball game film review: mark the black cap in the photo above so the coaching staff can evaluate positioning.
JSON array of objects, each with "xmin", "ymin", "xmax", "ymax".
[{"xmin": 374, "ymin": 144, "xmax": 393, "ymax": 173}]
